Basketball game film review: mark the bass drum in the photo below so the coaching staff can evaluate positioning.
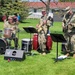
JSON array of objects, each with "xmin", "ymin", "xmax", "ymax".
[
  {"xmin": 32, "ymin": 33, "xmax": 52, "ymax": 51},
  {"xmin": 0, "ymin": 38, "xmax": 7, "ymax": 54}
]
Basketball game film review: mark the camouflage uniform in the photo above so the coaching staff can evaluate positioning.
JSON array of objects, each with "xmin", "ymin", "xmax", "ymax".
[
  {"xmin": 3, "ymin": 16, "xmax": 19, "ymax": 49},
  {"xmin": 62, "ymin": 8, "xmax": 75, "ymax": 54},
  {"xmin": 69, "ymin": 14, "xmax": 75, "ymax": 53},
  {"xmin": 37, "ymin": 14, "xmax": 51, "ymax": 53}
]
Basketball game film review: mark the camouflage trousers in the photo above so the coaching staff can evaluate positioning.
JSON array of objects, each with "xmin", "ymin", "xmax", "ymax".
[
  {"xmin": 38, "ymin": 33, "xmax": 46, "ymax": 52},
  {"xmin": 64, "ymin": 33, "xmax": 75, "ymax": 54}
]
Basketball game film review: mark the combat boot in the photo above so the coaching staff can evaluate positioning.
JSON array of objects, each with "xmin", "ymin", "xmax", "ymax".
[
  {"xmin": 65, "ymin": 53, "xmax": 70, "ymax": 57},
  {"xmin": 73, "ymin": 54, "xmax": 75, "ymax": 58}
]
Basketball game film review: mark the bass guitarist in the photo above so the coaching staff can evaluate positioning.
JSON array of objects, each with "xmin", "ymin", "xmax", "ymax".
[{"xmin": 62, "ymin": 6, "xmax": 75, "ymax": 57}]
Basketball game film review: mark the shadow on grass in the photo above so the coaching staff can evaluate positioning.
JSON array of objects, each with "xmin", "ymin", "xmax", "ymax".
[
  {"xmin": 26, "ymin": 52, "xmax": 39, "ymax": 56},
  {"xmin": 21, "ymin": 21, "xmax": 31, "ymax": 23}
]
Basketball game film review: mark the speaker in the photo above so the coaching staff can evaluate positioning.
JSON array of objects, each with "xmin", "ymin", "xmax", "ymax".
[
  {"xmin": 4, "ymin": 49, "xmax": 25, "ymax": 61},
  {"xmin": 21, "ymin": 39, "xmax": 32, "ymax": 54}
]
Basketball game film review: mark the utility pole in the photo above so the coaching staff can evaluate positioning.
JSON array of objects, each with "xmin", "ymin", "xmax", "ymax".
[{"xmin": 40, "ymin": 0, "xmax": 50, "ymax": 15}]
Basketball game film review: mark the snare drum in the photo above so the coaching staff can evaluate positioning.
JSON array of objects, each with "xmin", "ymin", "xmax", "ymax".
[
  {"xmin": 0, "ymin": 38, "xmax": 7, "ymax": 54},
  {"xmin": 3, "ymin": 28, "xmax": 12, "ymax": 38}
]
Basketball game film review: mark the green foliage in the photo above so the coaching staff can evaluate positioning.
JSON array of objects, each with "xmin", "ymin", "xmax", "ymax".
[
  {"xmin": 0, "ymin": 0, "xmax": 4, "ymax": 6},
  {"xmin": 0, "ymin": 0, "xmax": 29, "ymax": 22}
]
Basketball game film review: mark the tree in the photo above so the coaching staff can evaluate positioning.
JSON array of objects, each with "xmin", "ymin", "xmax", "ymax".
[
  {"xmin": 1, "ymin": 0, "xmax": 4, "ymax": 6},
  {"xmin": 40, "ymin": 0, "xmax": 50, "ymax": 15},
  {"xmin": 0, "ymin": 0, "xmax": 29, "ymax": 22}
]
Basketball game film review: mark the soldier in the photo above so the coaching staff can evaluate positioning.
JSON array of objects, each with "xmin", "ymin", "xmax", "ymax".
[
  {"xmin": 62, "ymin": 6, "xmax": 75, "ymax": 57},
  {"xmin": 36, "ymin": 9, "xmax": 52, "ymax": 55},
  {"xmin": 3, "ymin": 15, "xmax": 19, "ymax": 49}
]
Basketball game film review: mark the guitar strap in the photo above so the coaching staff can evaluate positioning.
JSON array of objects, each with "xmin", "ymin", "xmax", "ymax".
[
  {"xmin": 65, "ymin": 13, "xmax": 74, "ymax": 26},
  {"xmin": 63, "ymin": 13, "xmax": 74, "ymax": 33}
]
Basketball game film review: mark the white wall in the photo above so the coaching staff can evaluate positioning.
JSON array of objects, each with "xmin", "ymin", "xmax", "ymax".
[{"xmin": 28, "ymin": 12, "xmax": 53, "ymax": 19}]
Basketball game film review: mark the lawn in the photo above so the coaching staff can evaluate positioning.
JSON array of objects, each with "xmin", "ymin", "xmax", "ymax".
[{"xmin": 0, "ymin": 19, "xmax": 75, "ymax": 75}]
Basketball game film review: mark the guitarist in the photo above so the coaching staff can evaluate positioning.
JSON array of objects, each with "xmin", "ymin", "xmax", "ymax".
[
  {"xmin": 36, "ymin": 9, "xmax": 51, "ymax": 55},
  {"xmin": 62, "ymin": 6, "xmax": 75, "ymax": 57}
]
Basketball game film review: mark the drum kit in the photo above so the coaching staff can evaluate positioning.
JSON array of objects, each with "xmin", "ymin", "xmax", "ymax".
[
  {"xmin": 0, "ymin": 27, "xmax": 53, "ymax": 54},
  {"xmin": 0, "ymin": 28, "xmax": 12, "ymax": 54}
]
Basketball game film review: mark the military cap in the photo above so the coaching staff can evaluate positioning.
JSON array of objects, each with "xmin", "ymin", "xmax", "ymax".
[{"xmin": 64, "ymin": 6, "xmax": 70, "ymax": 11}]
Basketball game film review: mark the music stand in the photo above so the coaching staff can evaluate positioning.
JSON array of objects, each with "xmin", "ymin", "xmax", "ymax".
[
  {"xmin": 23, "ymin": 26, "xmax": 38, "ymax": 55},
  {"xmin": 23, "ymin": 26, "xmax": 38, "ymax": 40},
  {"xmin": 50, "ymin": 33, "xmax": 66, "ymax": 62}
]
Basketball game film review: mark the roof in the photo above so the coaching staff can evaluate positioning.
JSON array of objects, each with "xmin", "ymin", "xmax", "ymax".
[{"xmin": 27, "ymin": 2, "xmax": 75, "ymax": 9}]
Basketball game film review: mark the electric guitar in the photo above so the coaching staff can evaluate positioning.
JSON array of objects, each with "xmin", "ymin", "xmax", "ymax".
[{"xmin": 63, "ymin": 13, "xmax": 74, "ymax": 33}]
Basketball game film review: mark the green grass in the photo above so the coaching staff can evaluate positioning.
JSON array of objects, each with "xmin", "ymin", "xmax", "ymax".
[{"xmin": 0, "ymin": 19, "xmax": 75, "ymax": 75}]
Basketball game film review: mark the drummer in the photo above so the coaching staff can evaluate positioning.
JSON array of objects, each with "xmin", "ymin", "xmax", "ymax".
[{"xmin": 3, "ymin": 15, "xmax": 19, "ymax": 49}]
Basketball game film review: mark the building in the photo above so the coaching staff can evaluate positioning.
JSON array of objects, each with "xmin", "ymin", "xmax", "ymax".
[{"xmin": 27, "ymin": 2, "xmax": 75, "ymax": 21}]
